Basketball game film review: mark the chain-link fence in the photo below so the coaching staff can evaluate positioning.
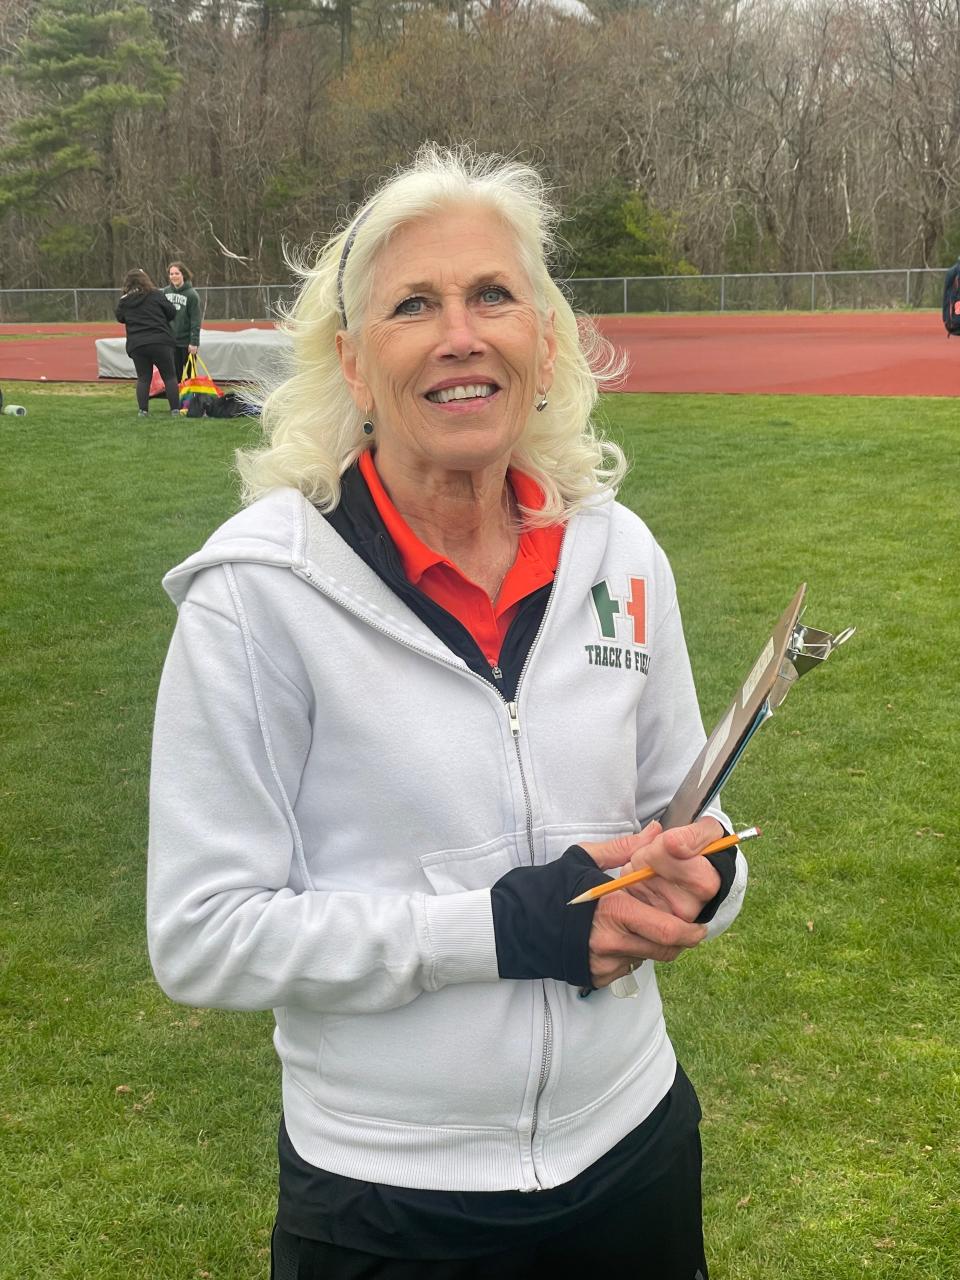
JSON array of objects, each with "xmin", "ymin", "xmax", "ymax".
[
  {"xmin": 0, "ymin": 283, "xmax": 301, "ymax": 324},
  {"xmin": 562, "ymin": 267, "xmax": 946, "ymax": 314},
  {"xmin": 0, "ymin": 269, "xmax": 948, "ymax": 324}
]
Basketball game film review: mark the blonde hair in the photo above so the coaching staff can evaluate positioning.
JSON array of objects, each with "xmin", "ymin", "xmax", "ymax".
[{"xmin": 236, "ymin": 144, "xmax": 627, "ymax": 523}]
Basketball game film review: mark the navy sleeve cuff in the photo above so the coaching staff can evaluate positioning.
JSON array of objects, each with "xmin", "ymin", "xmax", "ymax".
[
  {"xmin": 695, "ymin": 848, "xmax": 738, "ymax": 923},
  {"xmin": 491, "ymin": 846, "xmax": 609, "ymax": 989}
]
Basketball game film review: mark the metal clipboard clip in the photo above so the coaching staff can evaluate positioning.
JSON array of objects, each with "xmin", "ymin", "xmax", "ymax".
[{"xmin": 769, "ymin": 617, "xmax": 857, "ymax": 710}]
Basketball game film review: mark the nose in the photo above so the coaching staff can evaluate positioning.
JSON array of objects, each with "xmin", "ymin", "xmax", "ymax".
[{"xmin": 437, "ymin": 300, "xmax": 485, "ymax": 360}]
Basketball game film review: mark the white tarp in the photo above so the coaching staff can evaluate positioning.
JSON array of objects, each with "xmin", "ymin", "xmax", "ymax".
[{"xmin": 96, "ymin": 327, "xmax": 294, "ymax": 382}]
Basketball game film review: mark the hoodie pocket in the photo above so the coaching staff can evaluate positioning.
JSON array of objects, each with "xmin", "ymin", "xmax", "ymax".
[
  {"xmin": 417, "ymin": 820, "xmax": 637, "ymax": 895},
  {"xmin": 418, "ymin": 833, "xmax": 521, "ymax": 894},
  {"xmin": 540, "ymin": 821, "xmax": 637, "ymax": 857}
]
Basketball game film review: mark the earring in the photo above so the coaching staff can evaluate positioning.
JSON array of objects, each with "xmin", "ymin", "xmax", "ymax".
[
  {"xmin": 362, "ymin": 419, "xmax": 374, "ymax": 436},
  {"xmin": 534, "ymin": 390, "xmax": 548, "ymax": 413}
]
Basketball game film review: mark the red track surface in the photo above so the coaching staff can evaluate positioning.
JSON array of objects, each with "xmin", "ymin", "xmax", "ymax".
[
  {"xmin": 603, "ymin": 312, "xmax": 959, "ymax": 395},
  {"xmin": 0, "ymin": 321, "xmax": 273, "ymax": 383},
  {"xmin": 1, "ymin": 312, "xmax": 956, "ymax": 395}
]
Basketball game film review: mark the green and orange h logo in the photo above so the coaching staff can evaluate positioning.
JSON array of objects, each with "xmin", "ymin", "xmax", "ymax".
[{"xmin": 590, "ymin": 577, "xmax": 647, "ymax": 645}]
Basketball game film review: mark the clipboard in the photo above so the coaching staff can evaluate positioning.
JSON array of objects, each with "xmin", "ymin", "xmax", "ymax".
[
  {"xmin": 608, "ymin": 584, "xmax": 854, "ymax": 999},
  {"xmin": 659, "ymin": 584, "xmax": 854, "ymax": 829}
]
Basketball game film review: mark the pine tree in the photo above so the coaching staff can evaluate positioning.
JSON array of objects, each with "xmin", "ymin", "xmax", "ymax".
[{"xmin": 0, "ymin": 0, "xmax": 180, "ymax": 281}]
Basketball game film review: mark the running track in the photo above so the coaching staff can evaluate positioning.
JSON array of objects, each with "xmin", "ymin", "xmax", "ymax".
[{"xmin": 1, "ymin": 312, "xmax": 957, "ymax": 395}]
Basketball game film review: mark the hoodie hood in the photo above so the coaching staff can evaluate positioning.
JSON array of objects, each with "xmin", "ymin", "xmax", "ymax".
[
  {"xmin": 163, "ymin": 488, "xmax": 312, "ymax": 606},
  {"xmin": 162, "ymin": 487, "xmax": 479, "ymax": 660},
  {"xmin": 161, "ymin": 484, "xmax": 623, "ymax": 676}
]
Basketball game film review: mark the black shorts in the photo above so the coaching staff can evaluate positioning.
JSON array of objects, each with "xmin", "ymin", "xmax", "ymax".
[{"xmin": 271, "ymin": 1124, "xmax": 707, "ymax": 1279}]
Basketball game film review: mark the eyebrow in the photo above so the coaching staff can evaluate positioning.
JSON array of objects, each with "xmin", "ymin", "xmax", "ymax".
[{"xmin": 392, "ymin": 271, "xmax": 516, "ymax": 297}]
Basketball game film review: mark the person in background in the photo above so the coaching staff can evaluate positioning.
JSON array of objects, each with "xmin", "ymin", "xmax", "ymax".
[
  {"xmin": 114, "ymin": 269, "xmax": 179, "ymax": 418},
  {"xmin": 942, "ymin": 256, "xmax": 960, "ymax": 334},
  {"xmin": 164, "ymin": 261, "xmax": 202, "ymax": 380},
  {"xmin": 147, "ymin": 145, "xmax": 748, "ymax": 1279}
]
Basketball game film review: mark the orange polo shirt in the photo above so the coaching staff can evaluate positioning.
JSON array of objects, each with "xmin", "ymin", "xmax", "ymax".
[{"xmin": 358, "ymin": 450, "xmax": 563, "ymax": 666}]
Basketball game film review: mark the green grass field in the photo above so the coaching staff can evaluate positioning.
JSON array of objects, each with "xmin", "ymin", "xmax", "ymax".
[{"xmin": 1, "ymin": 384, "xmax": 957, "ymax": 1278}]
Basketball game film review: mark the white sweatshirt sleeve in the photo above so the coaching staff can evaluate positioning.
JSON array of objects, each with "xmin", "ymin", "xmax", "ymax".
[
  {"xmin": 633, "ymin": 589, "xmax": 748, "ymax": 940},
  {"xmin": 147, "ymin": 571, "xmax": 499, "ymax": 1015}
]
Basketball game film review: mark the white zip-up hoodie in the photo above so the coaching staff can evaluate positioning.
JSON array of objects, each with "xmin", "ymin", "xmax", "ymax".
[{"xmin": 147, "ymin": 486, "xmax": 746, "ymax": 1193}]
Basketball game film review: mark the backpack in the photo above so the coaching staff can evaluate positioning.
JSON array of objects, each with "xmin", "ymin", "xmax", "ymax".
[{"xmin": 205, "ymin": 391, "xmax": 248, "ymax": 418}]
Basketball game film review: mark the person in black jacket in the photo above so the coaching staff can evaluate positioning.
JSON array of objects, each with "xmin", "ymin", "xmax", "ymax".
[
  {"xmin": 942, "ymin": 259, "xmax": 960, "ymax": 334},
  {"xmin": 115, "ymin": 269, "xmax": 180, "ymax": 417}
]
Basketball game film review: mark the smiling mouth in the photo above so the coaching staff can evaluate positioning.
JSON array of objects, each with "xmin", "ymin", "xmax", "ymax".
[{"xmin": 425, "ymin": 382, "xmax": 498, "ymax": 405}]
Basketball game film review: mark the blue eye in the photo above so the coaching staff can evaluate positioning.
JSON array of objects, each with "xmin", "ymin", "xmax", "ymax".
[
  {"xmin": 396, "ymin": 296, "xmax": 426, "ymax": 316},
  {"xmin": 479, "ymin": 286, "xmax": 510, "ymax": 304}
]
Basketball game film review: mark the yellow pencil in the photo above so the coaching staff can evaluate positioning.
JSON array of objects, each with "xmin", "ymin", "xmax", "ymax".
[{"xmin": 567, "ymin": 826, "xmax": 761, "ymax": 905}]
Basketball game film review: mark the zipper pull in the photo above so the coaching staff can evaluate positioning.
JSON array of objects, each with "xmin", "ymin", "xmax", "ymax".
[
  {"xmin": 506, "ymin": 701, "xmax": 520, "ymax": 737},
  {"xmin": 491, "ymin": 664, "xmax": 503, "ymax": 681}
]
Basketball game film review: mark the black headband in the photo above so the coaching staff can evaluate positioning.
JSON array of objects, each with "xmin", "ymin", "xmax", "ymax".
[{"xmin": 336, "ymin": 205, "xmax": 374, "ymax": 328}]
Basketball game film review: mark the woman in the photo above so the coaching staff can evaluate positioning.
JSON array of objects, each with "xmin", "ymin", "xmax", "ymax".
[
  {"xmin": 163, "ymin": 260, "xmax": 202, "ymax": 381},
  {"xmin": 147, "ymin": 146, "xmax": 748, "ymax": 1278},
  {"xmin": 115, "ymin": 269, "xmax": 180, "ymax": 417}
]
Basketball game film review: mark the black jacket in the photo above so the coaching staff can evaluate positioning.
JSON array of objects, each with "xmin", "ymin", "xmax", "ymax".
[
  {"xmin": 115, "ymin": 289, "xmax": 176, "ymax": 354},
  {"xmin": 943, "ymin": 262, "xmax": 960, "ymax": 329}
]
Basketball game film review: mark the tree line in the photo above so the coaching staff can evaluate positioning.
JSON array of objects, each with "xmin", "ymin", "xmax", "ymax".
[{"xmin": 2, "ymin": 0, "xmax": 960, "ymax": 290}]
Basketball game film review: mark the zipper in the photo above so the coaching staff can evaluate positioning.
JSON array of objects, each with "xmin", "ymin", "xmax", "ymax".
[
  {"xmin": 530, "ymin": 997, "xmax": 553, "ymax": 1147},
  {"xmin": 501, "ymin": 606, "xmax": 561, "ymax": 1189},
  {"xmin": 501, "ymin": 692, "xmax": 554, "ymax": 1187},
  {"xmin": 504, "ymin": 699, "xmax": 534, "ymax": 875}
]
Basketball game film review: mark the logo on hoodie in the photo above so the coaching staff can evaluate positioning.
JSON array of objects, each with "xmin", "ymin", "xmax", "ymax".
[{"xmin": 586, "ymin": 577, "xmax": 650, "ymax": 673}]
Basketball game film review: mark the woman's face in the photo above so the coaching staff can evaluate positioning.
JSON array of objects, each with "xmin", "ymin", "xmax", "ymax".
[
  {"xmin": 168, "ymin": 265, "xmax": 184, "ymax": 288},
  {"xmin": 338, "ymin": 205, "xmax": 556, "ymax": 480}
]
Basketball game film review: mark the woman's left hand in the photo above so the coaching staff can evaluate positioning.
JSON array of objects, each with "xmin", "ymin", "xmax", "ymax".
[
  {"xmin": 578, "ymin": 819, "xmax": 725, "ymax": 987},
  {"xmin": 581, "ymin": 818, "xmax": 723, "ymax": 921}
]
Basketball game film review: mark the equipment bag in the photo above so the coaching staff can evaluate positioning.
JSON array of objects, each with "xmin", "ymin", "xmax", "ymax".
[{"xmin": 179, "ymin": 352, "xmax": 221, "ymax": 411}]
